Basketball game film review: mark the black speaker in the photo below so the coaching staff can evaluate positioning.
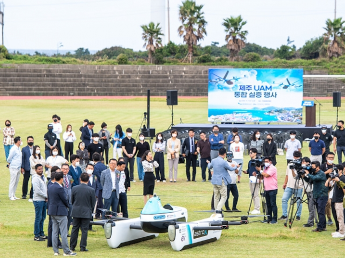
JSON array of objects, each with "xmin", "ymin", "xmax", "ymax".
[
  {"xmin": 333, "ymin": 92, "xmax": 341, "ymax": 107},
  {"xmin": 167, "ymin": 90, "xmax": 178, "ymax": 106}
]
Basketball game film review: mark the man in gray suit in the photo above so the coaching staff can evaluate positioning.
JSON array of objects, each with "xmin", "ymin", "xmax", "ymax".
[
  {"xmin": 101, "ymin": 158, "xmax": 120, "ymax": 218},
  {"xmin": 70, "ymin": 173, "xmax": 96, "ymax": 252},
  {"xmin": 207, "ymin": 148, "xmax": 237, "ymax": 213},
  {"xmin": 61, "ymin": 164, "xmax": 73, "ymax": 234}
]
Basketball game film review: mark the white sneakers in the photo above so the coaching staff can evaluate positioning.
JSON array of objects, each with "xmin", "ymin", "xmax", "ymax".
[
  {"xmin": 156, "ymin": 180, "xmax": 160, "ymax": 183},
  {"xmin": 28, "ymin": 199, "xmax": 33, "ymax": 202},
  {"xmin": 251, "ymin": 210, "xmax": 261, "ymax": 215},
  {"xmin": 9, "ymin": 197, "xmax": 16, "ymax": 201},
  {"xmin": 332, "ymin": 232, "xmax": 345, "ymax": 238},
  {"xmin": 162, "ymin": 180, "xmax": 166, "ymax": 183}
]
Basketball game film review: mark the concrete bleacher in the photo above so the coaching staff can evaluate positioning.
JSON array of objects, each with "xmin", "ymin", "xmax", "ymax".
[{"xmin": 0, "ymin": 64, "xmax": 343, "ymax": 96}]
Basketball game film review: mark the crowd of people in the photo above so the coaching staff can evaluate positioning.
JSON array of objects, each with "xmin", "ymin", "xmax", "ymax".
[{"xmin": 4, "ymin": 117, "xmax": 345, "ymax": 255}]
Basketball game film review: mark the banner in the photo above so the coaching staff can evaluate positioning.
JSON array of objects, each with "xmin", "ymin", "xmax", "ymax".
[{"xmin": 208, "ymin": 68, "xmax": 303, "ymax": 123}]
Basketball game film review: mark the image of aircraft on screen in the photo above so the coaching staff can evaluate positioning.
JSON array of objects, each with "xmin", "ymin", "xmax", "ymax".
[{"xmin": 208, "ymin": 69, "xmax": 303, "ymax": 123}]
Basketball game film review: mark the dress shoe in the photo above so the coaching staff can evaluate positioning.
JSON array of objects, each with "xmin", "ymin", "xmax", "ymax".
[{"xmin": 80, "ymin": 248, "xmax": 89, "ymax": 252}]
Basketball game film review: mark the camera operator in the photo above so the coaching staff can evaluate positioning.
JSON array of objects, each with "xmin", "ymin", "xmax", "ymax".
[
  {"xmin": 325, "ymin": 164, "xmax": 345, "ymax": 238},
  {"xmin": 303, "ymin": 161, "xmax": 328, "ymax": 232},
  {"xmin": 320, "ymin": 152, "xmax": 336, "ymax": 226},
  {"xmin": 253, "ymin": 157, "xmax": 278, "ymax": 224},
  {"xmin": 243, "ymin": 148, "xmax": 261, "ymax": 214},
  {"xmin": 279, "ymin": 151, "xmax": 304, "ymax": 221},
  {"xmin": 207, "ymin": 148, "xmax": 237, "ymax": 213},
  {"xmin": 301, "ymin": 157, "xmax": 316, "ymax": 228}
]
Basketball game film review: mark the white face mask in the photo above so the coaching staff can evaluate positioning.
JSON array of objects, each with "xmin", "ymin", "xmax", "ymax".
[
  {"xmin": 52, "ymin": 151, "xmax": 58, "ymax": 156},
  {"xmin": 127, "ymin": 133, "xmax": 132, "ymax": 137},
  {"xmin": 94, "ymin": 137, "xmax": 99, "ymax": 142},
  {"xmin": 172, "ymin": 134, "xmax": 177, "ymax": 138},
  {"xmin": 87, "ymin": 169, "xmax": 93, "ymax": 175},
  {"xmin": 36, "ymin": 150, "xmax": 41, "ymax": 154},
  {"xmin": 139, "ymin": 136, "xmax": 144, "ymax": 141},
  {"xmin": 20, "ymin": 141, "xmax": 23, "ymax": 146},
  {"xmin": 322, "ymin": 130, "xmax": 326, "ymax": 134},
  {"xmin": 290, "ymin": 135, "xmax": 295, "ymax": 139},
  {"xmin": 75, "ymin": 162, "xmax": 80, "ymax": 167},
  {"xmin": 158, "ymin": 136, "xmax": 162, "ymax": 140},
  {"xmin": 327, "ymin": 160, "xmax": 333, "ymax": 165},
  {"xmin": 264, "ymin": 162, "xmax": 270, "ymax": 167},
  {"xmin": 68, "ymin": 128, "xmax": 71, "ymax": 132},
  {"xmin": 256, "ymin": 134, "xmax": 260, "ymax": 138}
]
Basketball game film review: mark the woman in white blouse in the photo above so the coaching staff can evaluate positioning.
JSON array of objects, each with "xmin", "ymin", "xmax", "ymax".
[
  {"xmin": 142, "ymin": 150, "xmax": 159, "ymax": 204},
  {"xmin": 167, "ymin": 130, "xmax": 181, "ymax": 183},
  {"xmin": 230, "ymin": 135, "xmax": 244, "ymax": 183},
  {"xmin": 45, "ymin": 146, "xmax": 68, "ymax": 180},
  {"xmin": 63, "ymin": 124, "xmax": 76, "ymax": 162},
  {"xmin": 29, "ymin": 145, "xmax": 46, "ymax": 202},
  {"xmin": 152, "ymin": 133, "xmax": 166, "ymax": 183}
]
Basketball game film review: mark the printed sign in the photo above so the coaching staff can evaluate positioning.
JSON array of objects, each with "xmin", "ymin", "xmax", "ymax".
[{"xmin": 193, "ymin": 229, "xmax": 208, "ymax": 239}]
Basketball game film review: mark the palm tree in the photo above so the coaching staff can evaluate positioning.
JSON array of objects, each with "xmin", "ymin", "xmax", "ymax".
[
  {"xmin": 222, "ymin": 15, "xmax": 248, "ymax": 61},
  {"xmin": 141, "ymin": 22, "xmax": 164, "ymax": 63},
  {"xmin": 178, "ymin": 0, "xmax": 207, "ymax": 63},
  {"xmin": 322, "ymin": 17, "xmax": 345, "ymax": 58}
]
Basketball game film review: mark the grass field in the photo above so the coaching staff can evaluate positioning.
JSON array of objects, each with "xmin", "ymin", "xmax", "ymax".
[{"xmin": 0, "ymin": 97, "xmax": 344, "ymax": 257}]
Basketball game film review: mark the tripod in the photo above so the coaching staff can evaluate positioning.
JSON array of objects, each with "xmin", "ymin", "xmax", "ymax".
[{"xmin": 247, "ymin": 173, "xmax": 268, "ymax": 221}]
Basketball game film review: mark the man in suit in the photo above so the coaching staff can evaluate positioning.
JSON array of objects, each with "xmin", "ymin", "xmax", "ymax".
[
  {"xmin": 101, "ymin": 158, "xmax": 120, "ymax": 218},
  {"xmin": 182, "ymin": 129, "xmax": 198, "ymax": 182},
  {"xmin": 93, "ymin": 153, "xmax": 106, "ymax": 218},
  {"xmin": 86, "ymin": 163, "xmax": 100, "ymax": 230},
  {"xmin": 61, "ymin": 164, "xmax": 73, "ymax": 234},
  {"xmin": 68, "ymin": 154, "xmax": 82, "ymax": 187},
  {"xmin": 81, "ymin": 121, "xmax": 94, "ymax": 148},
  {"xmin": 47, "ymin": 171, "xmax": 76, "ymax": 256},
  {"xmin": 21, "ymin": 136, "xmax": 34, "ymax": 199},
  {"xmin": 70, "ymin": 172, "xmax": 96, "ymax": 252}
]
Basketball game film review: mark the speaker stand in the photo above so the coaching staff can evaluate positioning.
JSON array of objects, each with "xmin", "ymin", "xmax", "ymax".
[
  {"xmin": 335, "ymin": 106, "xmax": 339, "ymax": 130},
  {"xmin": 168, "ymin": 105, "xmax": 174, "ymax": 129}
]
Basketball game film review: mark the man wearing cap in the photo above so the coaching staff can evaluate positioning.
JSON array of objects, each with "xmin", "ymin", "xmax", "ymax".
[
  {"xmin": 320, "ymin": 126, "xmax": 333, "ymax": 164},
  {"xmin": 284, "ymin": 130, "xmax": 301, "ymax": 164},
  {"xmin": 309, "ymin": 131, "xmax": 325, "ymax": 164},
  {"xmin": 44, "ymin": 124, "xmax": 57, "ymax": 159}
]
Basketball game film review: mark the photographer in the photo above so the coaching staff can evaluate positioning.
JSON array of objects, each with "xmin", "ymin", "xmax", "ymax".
[
  {"xmin": 303, "ymin": 161, "xmax": 328, "ymax": 232},
  {"xmin": 325, "ymin": 164, "xmax": 345, "ymax": 238},
  {"xmin": 279, "ymin": 151, "xmax": 304, "ymax": 221},
  {"xmin": 207, "ymin": 148, "xmax": 237, "ymax": 213},
  {"xmin": 301, "ymin": 157, "xmax": 316, "ymax": 228},
  {"xmin": 254, "ymin": 157, "xmax": 278, "ymax": 224},
  {"xmin": 243, "ymin": 148, "xmax": 261, "ymax": 214},
  {"xmin": 320, "ymin": 152, "xmax": 336, "ymax": 226}
]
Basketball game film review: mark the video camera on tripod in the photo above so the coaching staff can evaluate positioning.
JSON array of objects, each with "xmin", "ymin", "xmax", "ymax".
[
  {"xmin": 289, "ymin": 159, "xmax": 311, "ymax": 177},
  {"xmin": 250, "ymin": 156, "xmax": 264, "ymax": 170}
]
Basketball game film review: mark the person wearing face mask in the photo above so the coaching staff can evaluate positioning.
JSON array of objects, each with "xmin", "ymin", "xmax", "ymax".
[
  {"xmin": 279, "ymin": 151, "xmax": 304, "ymax": 221},
  {"xmin": 135, "ymin": 133, "xmax": 150, "ymax": 182},
  {"xmin": 197, "ymin": 131, "xmax": 212, "ymax": 182},
  {"xmin": 319, "ymin": 126, "xmax": 333, "ymax": 164},
  {"xmin": 92, "ymin": 153, "xmax": 107, "ymax": 218},
  {"xmin": 142, "ymin": 151, "xmax": 159, "ymax": 204},
  {"xmin": 333, "ymin": 120, "xmax": 345, "ymax": 164},
  {"xmin": 52, "ymin": 114, "xmax": 63, "ymax": 156},
  {"xmin": 227, "ymin": 127, "xmax": 242, "ymax": 151},
  {"xmin": 29, "ymin": 145, "xmax": 46, "ymax": 202},
  {"xmin": 249, "ymin": 130, "xmax": 264, "ymax": 156},
  {"xmin": 153, "ymin": 133, "xmax": 166, "ymax": 182},
  {"xmin": 167, "ymin": 130, "xmax": 181, "ymax": 182},
  {"xmin": 209, "ymin": 125, "xmax": 224, "ymax": 160},
  {"xmin": 7, "ymin": 136, "xmax": 23, "ymax": 201},
  {"xmin": 230, "ymin": 135, "xmax": 244, "ymax": 183},
  {"xmin": 303, "ymin": 161, "xmax": 328, "ymax": 232},
  {"xmin": 3, "ymin": 119, "xmax": 15, "ymax": 160},
  {"xmin": 284, "ymin": 130, "xmax": 301, "ymax": 164},
  {"xmin": 44, "ymin": 124, "xmax": 57, "ymax": 159},
  {"xmin": 86, "ymin": 164, "xmax": 99, "ymax": 231},
  {"xmin": 112, "ymin": 124, "xmax": 125, "ymax": 160},
  {"xmin": 68, "ymin": 154, "xmax": 83, "ymax": 188},
  {"xmin": 45, "ymin": 146, "xmax": 68, "ymax": 181},
  {"xmin": 263, "ymin": 133, "xmax": 277, "ymax": 166},
  {"xmin": 122, "ymin": 128, "xmax": 137, "ymax": 182},
  {"xmin": 76, "ymin": 142, "xmax": 89, "ymax": 173},
  {"xmin": 63, "ymin": 124, "xmax": 76, "ymax": 162},
  {"xmin": 117, "ymin": 157, "xmax": 130, "ymax": 216},
  {"xmin": 253, "ymin": 157, "xmax": 278, "ymax": 224},
  {"xmin": 182, "ymin": 129, "xmax": 198, "ymax": 182},
  {"xmin": 309, "ymin": 131, "xmax": 325, "ymax": 164},
  {"xmin": 98, "ymin": 122, "xmax": 112, "ymax": 165},
  {"xmin": 61, "ymin": 164, "xmax": 73, "ymax": 234},
  {"xmin": 21, "ymin": 136, "xmax": 35, "ymax": 200},
  {"xmin": 87, "ymin": 133, "xmax": 104, "ymax": 161}
]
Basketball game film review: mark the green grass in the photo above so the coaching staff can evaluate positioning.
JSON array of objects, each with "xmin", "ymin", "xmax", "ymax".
[{"xmin": 0, "ymin": 97, "xmax": 343, "ymax": 257}]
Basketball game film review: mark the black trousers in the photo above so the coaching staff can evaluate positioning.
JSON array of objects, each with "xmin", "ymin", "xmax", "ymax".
[
  {"xmin": 118, "ymin": 192, "xmax": 128, "ymax": 218},
  {"xmin": 124, "ymin": 156, "xmax": 135, "ymax": 180},
  {"xmin": 67, "ymin": 204, "xmax": 73, "ymax": 232},
  {"xmin": 265, "ymin": 189, "xmax": 278, "ymax": 222},
  {"xmin": 154, "ymin": 152, "xmax": 165, "ymax": 181},
  {"xmin": 47, "ymin": 215, "xmax": 61, "ymax": 247},
  {"xmin": 70, "ymin": 217, "xmax": 90, "ymax": 250},
  {"xmin": 225, "ymin": 184, "xmax": 239, "ymax": 210},
  {"xmin": 22, "ymin": 170, "xmax": 33, "ymax": 198},
  {"xmin": 185, "ymin": 153, "xmax": 197, "ymax": 181},
  {"xmin": 57, "ymin": 139, "xmax": 62, "ymax": 156},
  {"xmin": 103, "ymin": 147, "xmax": 109, "ymax": 164},
  {"xmin": 96, "ymin": 190, "xmax": 103, "ymax": 218},
  {"xmin": 64, "ymin": 142, "xmax": 74, "ymax": 162},
  {"xmin": 200, "ymin": 157, "xmax": 211, "ymax": 180},
  {"xmin": 331, "ymin": 202, "xmax": 339, "ymax": 232}
]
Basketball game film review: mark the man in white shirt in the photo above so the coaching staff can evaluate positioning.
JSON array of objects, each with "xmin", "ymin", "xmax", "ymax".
[
  {"xmin": 117, "ymin": 161, "xmax": 129, "ymax": 218},
  {"xmin": 284, "ymin": 130, "xmax": 301, "ymax": 164},
  {"xmin": 7, "ymin": 136, "xmax": 23, "ymax": 200},
  {"xmin": 52, "ymin": 114, "xmax": 63, "ymax": 156}
]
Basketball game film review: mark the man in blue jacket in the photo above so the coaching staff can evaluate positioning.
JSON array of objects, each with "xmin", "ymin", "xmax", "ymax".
[
  {"xmin": 209, "ymin": 125, "xmax": 225, "ymax": 160},
  {"xmin": 68, "ymin": 154, "xmax": 82, "ymax": 188},
  {"xmin": 47, "ymin": 171, "xmax": 76, "ymax": 256},
  {"xmin": 21, "ymin": 136, "xmax": 34, "ymax": 200},
  {"xmin": 207, "ymin": 148, "xmax": 237, "ymax": 213},
  {"xmin": 81, "ymin": 121, "xmax": 94, "ymax": 148}
]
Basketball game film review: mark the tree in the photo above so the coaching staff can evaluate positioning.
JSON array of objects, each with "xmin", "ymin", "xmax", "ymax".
[
  {"xmin": 300, "ymin": 37, "xmax": 324, "ymax": 59},
  {"xmin": 222, "ymin": 15, "xmax": 248, "ymax": 61},
  {"xmin": 322, "ymin": 18, "xmax": 345, "ymax": 58},
  {"xmin": 274, "ymin": 45, "xmax": 295, "ymax": 60},
  {"xmin": 178, "ymin": 0, "xmax": 207, "ymax": 63},
  {"xmin": 141, "ymin": 22, "xmax": 164, "ymax": 63}
]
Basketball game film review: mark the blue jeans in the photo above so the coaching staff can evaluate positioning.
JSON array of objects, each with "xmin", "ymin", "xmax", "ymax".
[
  {"xmin": 316, "ymin": 196, "xmax": 328, "ymax": 229},
  {"xmin": 137, "ymin": 157, "xmax": 144, "ymax": 180},
  {"xmin": 232, "ymin": 159, "xmax": 243, "ymax": 176},
  {"xmin": 282, "ymin": 187, "xmax": 303, "ymax": 217},
  {"xmin": 337, "ymin": 146, "xmax": 345, "ymax": 164},
  {"xmin": 103, "ymin": 191, "xmax": 118, "ymax": 218},
  {"xmin": 4, "ymin": 144, "xmax": 13, "ymax": 160},
  {"xmin": 200, "ymin": 157, "xmax": 211, "ymax": 180},
  {"xmin": 33, "ymin": 201, "xmax": 47, "ymax": 237}
]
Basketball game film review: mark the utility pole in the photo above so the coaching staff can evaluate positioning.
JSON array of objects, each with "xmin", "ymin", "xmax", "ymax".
[
  {"xmin": 334, "ymin": 0, "xmax": 336, "ymax": 19},
  {"xmin": 167, "ymin": 0, "xmax": 170, "ymax": 43}
]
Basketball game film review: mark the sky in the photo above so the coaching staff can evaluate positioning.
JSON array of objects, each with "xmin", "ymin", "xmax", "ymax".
[{"xmin": 3, "ymin": 0, "xmax": 345, "ymax": 52}]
